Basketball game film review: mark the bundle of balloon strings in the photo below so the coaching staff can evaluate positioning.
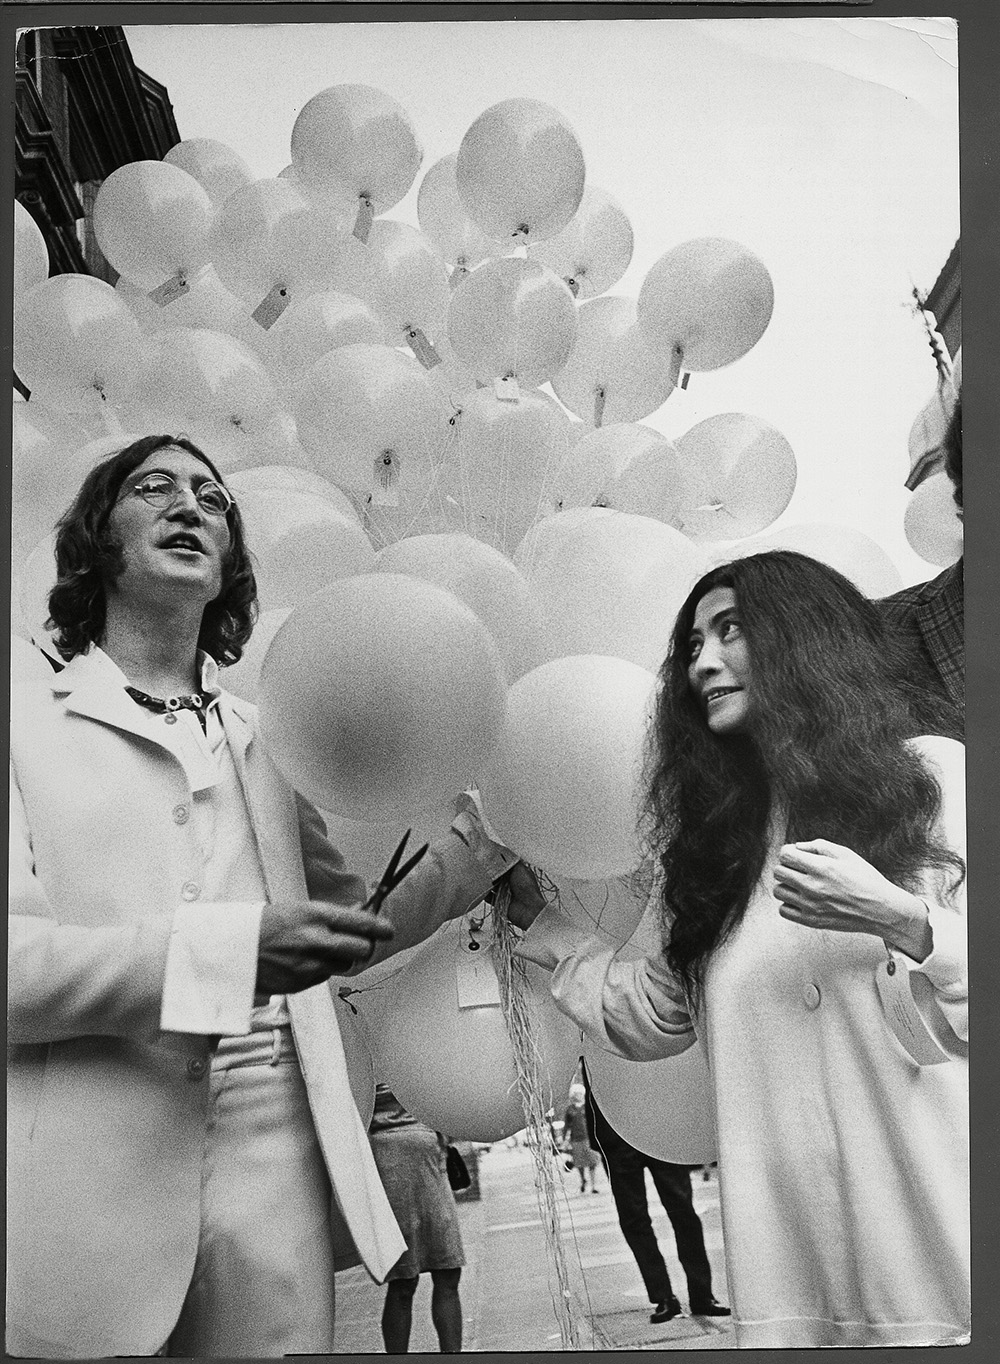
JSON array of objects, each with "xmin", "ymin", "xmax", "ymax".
[{"xmin": 490, "ymin": 876, "xmax": 588, "ymax": 1351}]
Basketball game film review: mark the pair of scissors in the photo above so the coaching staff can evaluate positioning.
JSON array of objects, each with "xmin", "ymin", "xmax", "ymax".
[{"xmin": 363, "ymin": 830, "xmax": 430, "ymax": 916}]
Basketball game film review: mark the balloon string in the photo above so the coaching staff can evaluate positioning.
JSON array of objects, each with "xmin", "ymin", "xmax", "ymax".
[{"xmin": 490, "ymin": 883, "xmax": 590, "ymax": 1350}]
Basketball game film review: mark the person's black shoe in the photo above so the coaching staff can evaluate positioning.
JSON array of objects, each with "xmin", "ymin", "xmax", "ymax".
[
  {"xmin": 690, "ymin": 1299, "xmax": 731, "ymax": 1317},
  {"xmin": 650, "ymin": 1297, "xmax": 682, "ymax": 1323}
]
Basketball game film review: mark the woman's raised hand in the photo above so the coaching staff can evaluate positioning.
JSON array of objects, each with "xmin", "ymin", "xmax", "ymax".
[{"xmin": 773, "ymin": 839, "xmax": 933, "ymax": 962}]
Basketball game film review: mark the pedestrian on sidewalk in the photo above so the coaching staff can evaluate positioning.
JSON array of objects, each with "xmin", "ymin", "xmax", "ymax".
[
  {"xmin": 583, "ymin": 1075, "xmax": 729, "ymax": 1323},
  {"xmin": 562, "ymin": 1082, "xmax": 601, "ymax": 1193},
  {"xmin": 368, "ymin": 1084, "xmax": 466, "ymax": 1353}
]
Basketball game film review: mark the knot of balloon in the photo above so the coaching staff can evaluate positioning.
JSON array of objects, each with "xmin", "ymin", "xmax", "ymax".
[
  {"xmin": 593, "ymin": 384, "xmax": 607, "ymax": 428},
  {"xmin": 565, "ymin": 276, "xmax": 581, "ymax": 298}
]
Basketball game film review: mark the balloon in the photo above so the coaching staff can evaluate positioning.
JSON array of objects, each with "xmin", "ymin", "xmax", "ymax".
[
  {"xmin": 351, "ymin": 913, "xmax": 582, "ymax": 1142},
  {"xmin": 551, "ymin": 296, "xmax": 679, "ymax": 426},
  {"xmin": 11, "ymin": 405, "xmax": 110, "ymax": 562},
  {"xmin": 225, "ymin": 464, "xmax": 361, "ymax": 524},
  {"xmin": 444, "ymin": 386, "xmax": 573, "ymax": 556},
  {"xmin": 417, "ymin": 153, "xmax": 507, "ymax": 270},
  {"xmin": 675, "ymin": 413, "xmax": 796, "ymax": 543},
  {"xmin": 129, "ymin": 328, "xmax": 282, "ymax": 472},
  {"xmin": 907, "ymin": 381, "xmax": 956, "ymax": 488},
  {"xmin": 904, "ymin": 472, "xmax": 963, "ymax": 568},
  {"xmin": 729, "ymin": 523, "xmax": 904, "ymax": 598},
  {"xmin": 294, "ymin": 343, "xmax": 447, "ymax": 497},
  {"xmin": 514, "ymin": 507, "xmax": 707, "ymax": 672},
  {"xmin": 290, "ymin": 84, "xmax": 422, "ymax": 217},
  {"xmin": 638, "ymin": 237, "xmax": 774, "ymax": 372},
  {"xmin": 221, "ymin": 608, "xmax": 291, "ymax": 704},
  {"xmin": 234, "ymin": 486, "xmax": 376, "ymax": 612},
  {"xmin": 448, "ymin": 257, "xmax": 577, "ymax": 388},
  {"xmin": 584, "ymin": 1036, "xmax": 717, "ymax": 1165},
  {"xmin": 208, "ymin": 177, "xmax": 350, "ymax": 312},
  {"xmin": 529, "ymin": 186, "xmax": 634, "ymax": 298},
  {"xmin": 555, "ymin": 423, "xmax": 688, "ymax": 528},
  {"xmin": 456, "ymin": 99, "xmax": 586, "ymax": 243},
  {"xmin": 330, "ymin": 990, "xmax": 376, "ymax": 1129},
  {"xmin": 479, "ymin": 654, "xmax": 655, "ymax": 880},
  {"xmin": 258, "ymin": 574, "xmax": 507, "ymax": 821},
  {"xmin": 263, "ymin": 289, "xmax": 385, "ymax": 391},
  {"xmin": 93, "ymin": 160, "xmax": 214, "ymax": 292},
  {"xmin": 374, "ymin": 533, "xmax": 549, "ymax": 683},
  {"xmin": 114, "ymin": 267, "xmax": 265, "ymax": 358},
  {"xmin": 14, "ymin": 274, "xmax": 143, "ymax": 414},
  {"xmin": 14, "ymin": 200, "xmax": 48, "ymax": 300},
  {"xmin": 163, "ymin": 138, "xmax": 255, "ymax": 206},
  {"xmin": 321, "ymin": 220, "xmax": 451, "ymax": 348}
]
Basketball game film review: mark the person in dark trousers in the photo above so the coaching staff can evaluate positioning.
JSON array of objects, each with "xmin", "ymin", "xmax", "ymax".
[{"xmin": 583, "ymin": 1072, "xmax": 729, "ymax": 1324}]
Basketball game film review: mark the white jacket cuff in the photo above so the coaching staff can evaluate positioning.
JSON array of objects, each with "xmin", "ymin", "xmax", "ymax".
[
  {"xmin": 905, "ymin": 897, "xmax": 967, "ymax": 997},
  {"xmin": 160, "ymin": 902, "xmax": 265, "ymax": 1035}
]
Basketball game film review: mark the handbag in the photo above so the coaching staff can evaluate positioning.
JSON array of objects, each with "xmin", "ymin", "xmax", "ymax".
[{"xmin": 445, "ymin": 1143, "xmax": 472, "ymax": 1192}]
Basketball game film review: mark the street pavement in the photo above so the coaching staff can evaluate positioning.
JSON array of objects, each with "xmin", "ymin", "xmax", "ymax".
[{"xmin": 331, "ymin": 1141, "xmax": 736, "ymax": 1353}]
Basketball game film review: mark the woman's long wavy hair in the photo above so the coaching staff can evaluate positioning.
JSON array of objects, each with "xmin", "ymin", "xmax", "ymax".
[
  {"xmin": 643, "ymin": 550, "xmax": 964, "ymax": 1006},
  {"xmin": 46, "ymin": 434, "xmax": 258, "ymax": 665}
]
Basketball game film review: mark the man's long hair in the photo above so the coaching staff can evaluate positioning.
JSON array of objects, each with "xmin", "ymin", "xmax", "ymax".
[
  {"xmin": 643, "ymin": 550, "xmax": 964, "ymax": 1006},
  {"xmin": 47, "ymin": 434, "xmax": 257, "ymax": 665}
]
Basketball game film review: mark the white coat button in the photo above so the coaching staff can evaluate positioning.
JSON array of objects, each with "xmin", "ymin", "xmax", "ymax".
[
  {"xmin": 803, "ymin": 983, "xmax": 821, "ymax": 1010},
  {"xmin": 164, "ymin": 713, "xmax": 178, "ymax": 725},
  {"xmin": 186, "ymin": 1057, "xmax": 207, "ymax": 1080},
  {"xmin": 173, "ymin": 804, "xmax": 190, "ymax": 825},
  {"xmin": 181, "ymin": 881, "xmax": 200, "ymax": 902}
]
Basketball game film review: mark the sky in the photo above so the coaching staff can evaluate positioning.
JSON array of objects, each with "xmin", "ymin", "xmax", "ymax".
[{"xmin": 124, "ymin": 16, "xmax": 960, "ymax": 587}]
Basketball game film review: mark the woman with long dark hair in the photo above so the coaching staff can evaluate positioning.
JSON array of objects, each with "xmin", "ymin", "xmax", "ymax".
[{"xmin": 516, "ymin": 550, "xmax": 968, "ymax": 1348}]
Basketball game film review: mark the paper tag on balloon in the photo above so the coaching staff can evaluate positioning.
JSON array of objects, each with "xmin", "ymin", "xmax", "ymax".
[
  {"xmin": 456, "ymin": 933, "xmax": 502, "ymax": 1009},
  {"xmin": 494, "ymin": 375, "xmax": 520, "ymax": 403},
  {"xmin": 353, "ymin": 196, "xmax": 374, "ymax": 244},
  {"xmin": 371, "ymin": 451, "xmax": 401, "ymax": 506},
  {"xmin": 148, "ymin": 273, "xmax": 190, "ymax": 307},
  {"xmin": 680, "ymin": 371, "xmax": 691, "ymax": 391},
  {"xmin": 875, "ymin": 955, "xmax": 953, "ymax": 1066},
  {"xmin": 593, "ymin": 386, "xmax": 607, "ymax": 429},
  {"xmin": 405, "ymin": 327, "xmax": 442, "ymax": 370},
  {"xmin": 251, "ymin": 284, "xmax": 291, "ymax": 329}
]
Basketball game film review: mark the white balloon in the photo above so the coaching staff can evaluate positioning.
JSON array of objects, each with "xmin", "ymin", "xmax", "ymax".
[
  {"xmin": 675, "ymin": 413, "xmax": 796, "ymax": 543},
  {"xmin": 417, "ymin": 153, "xmax": 507, "ymax": 269},
  {"xmin": 221, "ymin": 608, "xmax": 291, "ymax": 704},
  {"xmin": 14, "ymin": 200, "xmax": 49, "ymax": 301},
  {"xmin": 529, "ymin": 187, "xmax": 634, "ymax": 299},
  {"xmin": 225, "ymin": 465, "xmax": 360, "ymax": 523},
  {"xmin": 515, "ymin": 507, "xmax": 707, "ymax": 672},
  {"xmin": 163, "ymin": 138, "xmax": 255, "ymax": 207},
  {"xmin": 556, "ymin": 423, "xmax": 689, "ymax": 528},
  {"xmin": 729, "ymin": 523, "xmax": 904, "ymax": 598},
  {"xmin": 478, "ymin": 654, "xmax": 656, "ymax": 880},
  {"xmin": 904, "ymin": 472, "xmax": 963, "ymax": 568},
  {"xmin": 263, "ymin": 290, "xmax": 385, "ymax": 391},
  {"xmin": 552, "ymin": 296, "xmax": 679, "ymax": 426}
]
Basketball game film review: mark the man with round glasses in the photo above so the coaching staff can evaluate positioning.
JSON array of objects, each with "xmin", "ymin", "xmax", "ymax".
[{"xmin": 8, "ymin": 434, "xmax": 536, "ymax": 1358}]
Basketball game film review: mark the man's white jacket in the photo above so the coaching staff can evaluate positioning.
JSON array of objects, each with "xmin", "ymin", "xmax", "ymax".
[{"xmin": 8, "ymin": 649, "xmax": 496, "ymax": 1358}]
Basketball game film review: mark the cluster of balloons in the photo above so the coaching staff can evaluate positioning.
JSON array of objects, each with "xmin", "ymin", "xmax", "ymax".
[{"xmin": 12, "ymin": 86, "xmax": 953, "ymax": 1150}]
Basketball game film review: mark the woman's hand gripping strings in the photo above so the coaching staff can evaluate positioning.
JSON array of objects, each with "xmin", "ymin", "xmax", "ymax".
[{"xmin": 773, "ymin": 839, "xmax": 933, "ymax": 963}]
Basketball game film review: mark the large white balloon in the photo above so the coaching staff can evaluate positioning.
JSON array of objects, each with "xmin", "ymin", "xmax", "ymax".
[
  {"xmin": 551, "ymin": 296, "xmax": 679, "ymax": 426},
  {"xmin": 478, "ymin": 654, "xmax": 656, "ymax": 880},
  {"xmin": 374, "ymin": 532, "xmax": 549, "ymax": 683},
  {"xmin": 163, "ymin": 138, "xmax": 255, "ymax": 207},
  {"xmin": 904, "ymin": 472, "xmax": 963, "ymax": 568},
  {"xmin": 529, "ymin": 186, "xmax": 634, "ymax": 299},
  {"xmin": 675, "ymin": 413, "xmax": 796, "ymax": 543},
  {"xmin": 294, "ymin": 343, "xmax": 447, "ymax": 497},
  {"xmin": 115, "ymin": 267, "xmax": 264, "ymax": 358},
  {"xmin": 585, "ymin": 1036, "xmax": 717, "ymax": 1165},
  {"xmin": 93, "ymin": 160, "xmax": 214, "ymax": 292},
  {"xmin": 448, "ymin": 257, "xmax": 578, "ymax": 389},
  {"xmin": 234, "ymin": 486, "xmax": 376, "ymax": 612},
  {"xmin": 225, "ymin": 465, "xmax": 361, "ymax": 524},
  {"xmin": 14, "ymin": 274, "xmax": 144, "ymax": 414},
  {"xmin": 263, "ymin": 289, "xmax": 385, "ymax": 392},
  {"xmin": 515, "ymin": 507, "xmax": 707, "ymax": 672},
  {"xmin": 11, "ymin": 406, "xmax": 112, "ymax": 562},
  {"xmin": 456, "ymin": 98, "xmax": 586, "ymax": 243},
  {"xmin": 290, "ymin": 84, "xmax": 423, "ymax": 217},
  {"xmin": 320, "ymin": 220, "xmax": 451, "ymax": 348},
  {"xmin": 555, "ymin": 423, "xmax": 688, "ymax": 528},
  {"xmin": 546, "ymin": 873, "xmax": 649, "ymax": 951},
  {"xmin": 444, "ymin": 386, "xmax": 573, "ymax": 556},
  {"xmin": 728, "ymin": 523, "xmax": 904, "ymax": 598},
  {"xmin": 14, "ymin": 200, "xmax": 49, "ymax": 301},
  {"xmin": 417, "ymin": 153, "xmax": 507, "ymax": 270},
  {"xmin": 351, "ymin": 913, "xmax": 582, "ymax": 1142},
  {"xmin": 638, "ymin": 237, "xmax": 774, "ymax": 372},
  {"xmin": 258, "ymin": 574, "xmax": 507, "ymax": 821}
]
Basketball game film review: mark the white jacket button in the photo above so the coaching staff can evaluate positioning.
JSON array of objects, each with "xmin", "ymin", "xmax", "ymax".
[
  {"xmin": 802, "ymin": 983, "xmax": 821, "ymax": 1010},
  {"xmin": 173, "ymin": 804, "xmax": 190, "ymax": 825},
  {"xmin": 181, "ymin": 881, "xmax": 200, "ymax": 901}
]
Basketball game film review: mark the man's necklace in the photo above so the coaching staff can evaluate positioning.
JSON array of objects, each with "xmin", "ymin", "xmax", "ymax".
[{"xmin": 125, "ymin": 685, "xmax": 209, "ymax": 732}]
